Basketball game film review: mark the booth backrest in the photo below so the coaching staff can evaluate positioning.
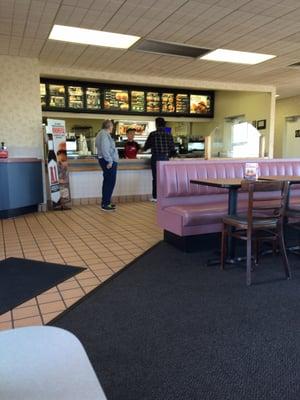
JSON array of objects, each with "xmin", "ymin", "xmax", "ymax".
[{"xmin": 157, "ymin": 159, "xmax": 300, "ymax": 208}]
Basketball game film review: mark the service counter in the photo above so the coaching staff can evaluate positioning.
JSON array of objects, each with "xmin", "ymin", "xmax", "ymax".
[
  {"xmin": 68, "ymin": 156, "xmax": 151, "ymax": 172},
  {"xmin": 67, "ymin": 156, "xmax": 209, "ymax": 203},
  {"xmin": 68, "ymin": 157, "xmax": 152, "ymax": 202},
  {"xmin": 0, "ymin": 158, "xmax": 43, "ymax": 218}
]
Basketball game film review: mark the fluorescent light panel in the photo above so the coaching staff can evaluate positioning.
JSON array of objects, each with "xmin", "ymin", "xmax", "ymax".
[
  {"xmin": 201, "ymin": 49, "xmax": 276, "ymax": 65},
  {"xmin": 49, "ymin": 25, "xmax": 140, "ymax": 49}
]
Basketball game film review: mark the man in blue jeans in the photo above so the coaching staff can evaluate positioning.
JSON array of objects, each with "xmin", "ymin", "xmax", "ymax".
[
  {"xmin": 95, "ymin": 120, "xmax": 119, "ymax": 211},
  {"xmin": 143, "ymin": 117, "xmax": 176, "ymax": 202}
]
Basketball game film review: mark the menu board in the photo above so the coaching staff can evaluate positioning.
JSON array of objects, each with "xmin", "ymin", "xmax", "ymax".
[
  {"xmin": 146, "ymin": 92, "xmax": 160, "ymax": 113},
  {"xmin": 86, "ymin": 87, "xmax": 101, "ymax": 109},
  {"xmin": 68, "ymin": 86, "xmax": 84, "ymax": 109},
  {"xmin": 131, "ymin": 91, "xmax": 145, "ymax": 112},
  {"xmin": 41, "ymin": 79, "xmax": 214, "ymax": 118},
  {"xmin": 40, "ymin": 83, "xmax": 46, "ymax": 108},
  {"xmin": 161, "ymin": 93, "xmax": 175, "ymax": 113},
  {"xmin": 49, "ymin": 84, "xmax": 65, "ymax": 108},
  {"xmin": 176, "ymin": 94, "xmax": 189, "ymax": 113},
  {"xmin": 190, "ymin": 94, "xmax": 211, "ymax": 115},
  {"xmin": 104, "ymin": 89, "xmax": 129, "ymax": 111}
]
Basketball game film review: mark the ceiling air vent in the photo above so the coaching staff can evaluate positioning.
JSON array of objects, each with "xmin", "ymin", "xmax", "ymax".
[
  {"xmin": 288, "ymin": 62, "xmax": 300, "ymax": 68},
  {"xmin": 132, "ymin": 39, "xmax": 211, "ymax": 59}
]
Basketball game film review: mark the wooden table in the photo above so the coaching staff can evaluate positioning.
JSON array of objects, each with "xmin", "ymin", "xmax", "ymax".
[
  {"xmin": 259, "ymin": 175, "xmax": 300, "ymax": 208},
  {"xmin": 190, "ymin": 178, "xmax": 243, "ymax": 262},
  {"xmin": 259, "ymin": 175, "xmax": 300, "ymax": 253},
  {"xmin": 259, "ymin": 175, "xmax": 300, "ymax": 184}
]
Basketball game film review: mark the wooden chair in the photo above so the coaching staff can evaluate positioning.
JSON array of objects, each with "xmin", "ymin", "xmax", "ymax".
[
  {"xmin": 284, "ymin": 184, "xmax": 300, "ymax": 251},
  {"xmin": 221, "ymin": 180, "xmax": 291, "ymax": 286}
]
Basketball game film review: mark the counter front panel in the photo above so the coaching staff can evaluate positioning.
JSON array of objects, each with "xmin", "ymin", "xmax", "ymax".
[{"xmin": 0, "ymin": 159, "xmax": 43, "ymax": 218}]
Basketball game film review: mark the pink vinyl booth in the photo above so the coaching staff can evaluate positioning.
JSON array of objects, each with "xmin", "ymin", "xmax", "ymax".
[{"xmin": 157, "ymin": 159, "xmax": 300, "ymax": 249}]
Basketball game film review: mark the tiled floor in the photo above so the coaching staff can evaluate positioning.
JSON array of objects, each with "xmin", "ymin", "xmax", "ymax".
[{"xmin": 0, "ymin": 202, "xmax": 162, "ymax": 331}]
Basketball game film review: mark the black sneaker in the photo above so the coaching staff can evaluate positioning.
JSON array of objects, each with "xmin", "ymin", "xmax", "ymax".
[
  {"xmin": 110, "ymin": 203, "xmax": 116, "ymax": 209},
  {"xmin": 101, "ymin": 204, "xmax": 115, "ymax": 212}
]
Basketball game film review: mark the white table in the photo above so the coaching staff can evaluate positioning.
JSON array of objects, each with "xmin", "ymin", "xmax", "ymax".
[{"xmin": 0, "ymin": 326, "xmax": 107, "ymax": 400}]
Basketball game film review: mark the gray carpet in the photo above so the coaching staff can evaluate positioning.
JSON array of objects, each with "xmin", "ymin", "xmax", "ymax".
[{"xmin": 51, "ymin": 242, "xmax": 300, "ymax": 400}]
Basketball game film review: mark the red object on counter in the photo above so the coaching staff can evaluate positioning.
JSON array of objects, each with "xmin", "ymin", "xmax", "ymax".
[{"xmin": 0, "ymin": 149, "xmax": 8, "ymax": 158}]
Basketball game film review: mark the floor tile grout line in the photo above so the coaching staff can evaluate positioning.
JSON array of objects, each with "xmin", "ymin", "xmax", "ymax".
[
  {"xmin": 40, "ymin": 210, "xmax": 113, "ymax": 275},
  {"xmin": 71, "ymin": 204, "xmax": 160, "ymax": 253},
  {"xmin": 43, "ymin": 208, "xmax": 120, "ymax": 274},
  {"xmin": 1, "ymin": 203, "xmax": 161, "ymax": 331}
]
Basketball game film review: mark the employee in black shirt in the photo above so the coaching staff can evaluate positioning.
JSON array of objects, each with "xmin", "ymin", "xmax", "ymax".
[{"xmin": 143, "ymin": 117, "xmax": 175, "ymax": 202}]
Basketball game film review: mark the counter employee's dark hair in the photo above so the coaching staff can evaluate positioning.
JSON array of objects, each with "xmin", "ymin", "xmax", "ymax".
[
  {"xmin": 155, "ymin": 117, "xmax": 166, "ymax": 129},
  {"xmin": 126, "ymin": 128, "xmax": 136, "ymax": 134}
]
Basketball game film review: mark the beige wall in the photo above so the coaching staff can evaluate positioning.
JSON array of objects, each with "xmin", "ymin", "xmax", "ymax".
[
  {"xmin": 0, "ymin": 56, "xmax": 43, "ymax": 157},
  {"xmin": 201, "ymin": 90, "xmax": 271, "ymax": 134},
  {"xmin": 0, "ymin": 54, "xmax": 273, "ymax": 158},
  {"xmin": 274, "ymin": 95, "xmax": 300, "ymax": 158},
  {"xmin": 49, "ymin": 91, "xmax": 272, "ymax": 146},
  {"xmin": 64, "ymin": 118, "xmax": 102, "ymax": 135},
  {"xmin": 190, "ymin": 91, "xmax": 272, "ymax": 147}
]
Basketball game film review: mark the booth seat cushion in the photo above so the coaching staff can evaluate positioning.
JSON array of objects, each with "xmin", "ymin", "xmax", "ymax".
[
  {"xmin": 165, "ymin": 201, "xmax": 249, "ymax": 227},
  {"xmin": 165, "ymin": 203, "xmax": 227, "ymax": 227},
  {"xmin": 163, "ymin": 163, "xmax": 245, "ymax": 198},
  {"xmin": 157, "ymin": 159, "xmax": 300, "ymax": 237},
  {"xmin": 160, "ymin": 160, "xmax": 300, "ymax": 199}
]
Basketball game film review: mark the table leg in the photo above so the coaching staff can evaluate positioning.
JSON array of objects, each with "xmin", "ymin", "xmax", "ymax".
[
  {"xmin": 206, "ymin": 188, "xmax": 239, "ymax": 266},
  {"xmin": 227, "ymin": 188, "xmax": 238, "ymax": 259}
]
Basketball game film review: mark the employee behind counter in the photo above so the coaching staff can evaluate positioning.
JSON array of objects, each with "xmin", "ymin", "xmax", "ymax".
[{"xmin": 123, "ymin": 128, "xmax": 141, "ymax": 159}]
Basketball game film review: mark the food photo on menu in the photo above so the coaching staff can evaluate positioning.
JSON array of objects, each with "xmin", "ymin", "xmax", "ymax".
[
  {"xmin": 104, "ymin": 90, "xmax": 129, "ymax": 111},
  {"xmin": 190, "ymin": 95, "xmax": 211, "ymax": 114}
]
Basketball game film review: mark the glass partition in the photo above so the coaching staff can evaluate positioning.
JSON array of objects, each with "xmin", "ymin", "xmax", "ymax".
[{"xmin": 210, "ymin": 121, "xmax": 262, "ymax": 158}]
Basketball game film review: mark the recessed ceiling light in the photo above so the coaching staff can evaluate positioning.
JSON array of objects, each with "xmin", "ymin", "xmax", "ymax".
[
  {"xmin": 200, "ymin": 49, "xmax": 276, "ymax": 65},
  {"xmin": 49, "ymin": 25, "xmax": 140, "ymax": 49},
  {"xmin": 275, "ymin": 94, "xmax": 280, "ymax": 97}
]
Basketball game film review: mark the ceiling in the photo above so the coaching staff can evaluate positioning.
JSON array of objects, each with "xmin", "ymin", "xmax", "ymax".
[{"xmin": 2, "ymin": 0, "xmax": 300, "ymax": 97}]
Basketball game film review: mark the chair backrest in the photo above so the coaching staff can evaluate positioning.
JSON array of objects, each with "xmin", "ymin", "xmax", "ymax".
[{"xmin": 241, "ymin": 180, "xmax": 288, "ymax": 228}]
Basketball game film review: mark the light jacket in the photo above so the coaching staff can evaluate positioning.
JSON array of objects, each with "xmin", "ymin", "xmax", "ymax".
[{"xmin": 95, "ymin": 129, "xmax": 119, "ymax": 164}]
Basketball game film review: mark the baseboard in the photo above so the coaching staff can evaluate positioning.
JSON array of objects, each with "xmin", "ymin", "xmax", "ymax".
[
  {"xmin": 0, "ymin": 205, "xmax": 39, "ymax": 219},
  {"xmin": 164, "ymin": 227, "xmax": 300, "ymax": 254},
  {"xmin": 164, "ymin": 230, "xmax": 221, "ymax": 253},
  {"xmin": 71, "ymin": 194, "xmax": 151, "ymax": 206},
  {"xmin": 40, "ymin": 194, "xmax": 152, "ymax": 210}
]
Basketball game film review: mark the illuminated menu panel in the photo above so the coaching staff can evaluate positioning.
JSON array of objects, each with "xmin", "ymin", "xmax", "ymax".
[
  {"xmin": 68, "ymin": 86, "xmax": 84, "ymax": 109},
  {"xmin": 49, "ymin": 84, "xmax": 65, "ymax": 108},
  {"xmin": 104, "ymin": 89, "xmax": 129, "ymax": 111},
  {"xmin": 40, "ymin": 83, "xmax": 46, "ymax": 108},
  {"xmin": 131, "ymin": 91, "xmax": 145, "ymax": 112},
  {"xmin": 190, "ymin": 94, "xmax": 211, "ymax": 115},
  {"xmin": 86, "ymin": 87, "xmax": 101, "ymax": 110},
  {"xmin": 175, "ymin": 94, "xmax": 189, "ymax": 113},
  {"xmin": 41, "ymin": 79, "xmax": 214, "ymax": 117},
  {"xmin": 146, "ymin": 92, "xmax": 160, "ymax": 113},
  {"xmin": 161, "ymin": 93, "xmax": 175, "ymax": 113}
]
